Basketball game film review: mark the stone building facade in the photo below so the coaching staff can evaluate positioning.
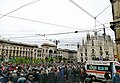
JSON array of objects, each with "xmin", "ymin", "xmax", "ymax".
[
  {"xmin": 40, "ymin": 43, "xmax": 77, "ymax": 61},
  {"xmin": 41, "ymin": 43, "xmax": 57, "ymax": 58},
  {"xmin": 110, "ymin": 0, "xmax": 120, "ymax": 61},
  {"xmin": 77, "ymin": 32, "xmax": 116, "ymax": 62},
  {"xmin": 57, "ymin": 48, "xmax": 77, "ymax": 62},
  {"xmin": 0, "ymin": 38, "xmax": 77, "ymax": 62},
  {"xmin": 0, "ymin": 39, "xmax": 38, "ymax": 62}
]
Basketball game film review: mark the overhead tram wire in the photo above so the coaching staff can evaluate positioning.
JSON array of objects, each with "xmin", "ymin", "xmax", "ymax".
[
  {"xmin": 6, "ymin": 26, "xmax": 110, "ymax": 39},
  {"xmin": 0, "ymin": 14, "xmax": 81, "ymax": 30},
  {"xmin": 95, "ymin": 5, "xmax": 110, "ymax": 19},
  {"xmin": 0, "ymin": 21, "xmax": 110, "ymax": 37},
  {"xmin": 43, "ymin": 31, "xmax": 78, "ymax": 36},
  {"xmin": 21, "ymin": 40, "xmax": 81, "ymax": 43},
  {"xmin": 0, "ymin": 0, "xmax": 110, "ymax": 32},
  {"xmin": 69, "ymin": 0, "xmax": 102, "ymax": 25},
  {"xmin": 42, "ymin": 27, "xmax": 110, "ymax": 36},
  {"xmin": 69, "ymin": 0, "xmax": 110, "ymax": 30},
  {"xmin": 94, "ymin": 5, "xmax": 110, "ymax": 27},
  {"xmin": 0, "ymin": 0, "xmax": 40, "ymax": 19},
  {"xmin": 0, "ymin": 12, "xmax": 110, "ymax": 31},
  {"xmin": 7, "ymin": 35, "xmax": 41, "ymax": 39}
]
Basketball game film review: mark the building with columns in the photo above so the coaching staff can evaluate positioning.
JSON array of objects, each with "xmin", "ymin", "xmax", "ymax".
[
  {"xmin": 41, "ymin": 43, "xmax": 77, "ymax": 62},
  {"xmin": 0, "ymin": 38, "xmax": 77, "ymax": 62},
  {"xmin": 0, "ymin": 39, "xmax": 38, "ymax": 61},
  {"xmin": 41, "ymin": 43, "xmax": 57, "ymax": 58},
  {"xmin": 77, "ymin": 32, "xmax": 116, "ymax": 62},
  {"xmin": 57, "ymin": 48, "xmax": 77, "ymax": 62},
  {"xmin": 37, "ymin": 47, "xmax": 42, "ymax": 59}
]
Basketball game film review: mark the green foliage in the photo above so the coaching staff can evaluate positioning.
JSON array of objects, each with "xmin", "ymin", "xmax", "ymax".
[
  {"xmin": 7, "ymin": 56, "xmax": 56, "ymax": 64},
  {"xmin": 63, "ymin": 57, "xmax": 67, "ymax": 63},
  {"xmin": 8, "ymin": 57, "xmax": 41, "ymax": 64},
  {"xmin": 49, "ymin": 57, "xmax": 54, "ymax": 63}
]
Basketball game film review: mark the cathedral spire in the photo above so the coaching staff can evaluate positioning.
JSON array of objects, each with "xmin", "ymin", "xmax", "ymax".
[{"xmin": 87, "ymin": 33, "xmax": 90, "ymax": 41}]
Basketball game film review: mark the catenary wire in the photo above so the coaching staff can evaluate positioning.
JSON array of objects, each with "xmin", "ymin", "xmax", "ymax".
[
  {"xmin": 6, "ymin": 26, "xmax": 111, "ymax": 39},
  {"xmin": 95, "ymin": 5, "xmax": 110, "ymax": 18},
  {"xmin": 0, "ymin": 0, "xmax": 40, "ymax": 19},
  {"xmin": 69, "ymin": 0, "xmax": 102, "ymax": 25},
  {"xmin": 0, "ymin": 14, "xmax": 82, "ymax": 30},
  {"xmin": 0, "ymin": 11, "xmax": 110, "ymax": 31},
  {"xmin": 69, "ymin": 0, "xmax": 110, "ymax": 25},
  {"xmin": 0, "ymin": 1, "xmax": 111, "ymax": 32}
]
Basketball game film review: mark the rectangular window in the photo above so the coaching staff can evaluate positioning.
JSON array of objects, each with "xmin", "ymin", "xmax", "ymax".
[
  {"xmin": 97, "ymin": 65, "xmax": 110, "ymax": 71},
  {"xmin": 87, "ymin": 65, "xmax": 110, "ymax": 71},
  {"xmin": 92, "ymin": 40, "xmax": 94, "ymax": 46},
  {"xmin": 98, "ymin": 66, "xmax": 104, "ymax": 70},
  {"xmin": 92, "ymin": 49, "xmax": 94, "ymax": 53},
  {"xmin": 106, "ymin": 51, "xmax": 109, "ymax": 55},
  {"xmin": 81, "ymin": 53, "xmax": 83, "ymax": 56},
  {"xmin": 87, "ymin": 65, "xmax": 97, "ymax": 70},
  {"xmin": 104, "ymin": 67, "xmax": 109, "ymax": 71},
  {"xmin": 100, "ymin": 47, "xmax": 102, "ymax": 50}
]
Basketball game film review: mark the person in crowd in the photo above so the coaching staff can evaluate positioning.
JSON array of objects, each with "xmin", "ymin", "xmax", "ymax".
[
  {"xmin": 60, "ymin": 67, "xmax": 65, "ymax": 83},
  {"xmin": 74, "ymin": 66, "xmax": 80, "ymax": 83},
  {"xmin": 13, "ymin": 71, "xmax": 20, "ymax": 83},
  {"xmin": 0, "ymin": 68, "xmax": 8, "ymax": 83},
  {"xmin": 80, "ymin": 68, "xmax": 87, "ymax": 83},
  {"xmin": 55, "ymin": 67, "xmax": 63, "ymax": 83},
  {"xmin": 0, "ymin": 62, "xmax": 88, "ymax": 83},
  {"xmin": 25, "ymin": 75, "xmax": 34, "ymax": 83},
  {"xmin": 38, "ymin": 70, "xmax": 43, "ymax": 83},
  {"xmin": 0, "ymin": 73, "xmax": 4, "ymax": 83},
  {"xmin": 48, "ymin": 68, "xmax": 55, "ymax": 83},
  {"xmin": 113, "ymin": 72, "xmax": 120, "ymax": 83},
  {"xmin": 42, "ymin": 70, "xmax": 48, "ymax": 83},
  {"xmin": 7, "ymin": 70, "xmax": 13, "ymax": 83},
  {"xmin": 104, "ymin": 71, "xmax": 110, "ymax": 80},
  {"xmin": 33, "ymin": 69, "xmax": 39, "ymax": 83},
  {"xmin": 17, "ymin": 72, "xmax": 26, "ymax": 83},
  {"xmin": 67, "ymin": 66, "xmax": 74, "ymax": 83},
  {"xmin": 85, "ymin": 74, "xmax": 93, "ymax": 83},
  {"xmin": 63, "ymin": 65, "xmax": 68, "ymax": 83}
]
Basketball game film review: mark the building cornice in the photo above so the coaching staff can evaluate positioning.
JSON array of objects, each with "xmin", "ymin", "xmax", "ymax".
[
  {"xmin": 41, "ymin": 43, "xmax": 57, "ymax": 47},
  {"xmin": 0, "ymin": 39, "xmax": 38, "ymax": 47}
]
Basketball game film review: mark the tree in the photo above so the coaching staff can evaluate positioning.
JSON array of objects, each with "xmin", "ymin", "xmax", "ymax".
[
  {"xmin": 49, "ymin": 57, "xmax": 54, "ymax": 63},
  {"xmin": 63, "ymin": 57, "xmax": 67, "ymax": 63},
  {"xmin": 58, "ymin": 56, "xmax": 62, "ymax": 63},
  {"xmin": 45, "ymin": 57, "xmax": 48, "ymax": 63}
]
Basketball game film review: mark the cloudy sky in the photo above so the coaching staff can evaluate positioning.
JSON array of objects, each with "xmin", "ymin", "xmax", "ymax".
[{"xmin": 0, "ymin": 0, "xmax": 114, "ymax": 50}]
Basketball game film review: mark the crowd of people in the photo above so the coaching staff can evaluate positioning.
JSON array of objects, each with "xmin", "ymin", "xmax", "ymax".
[
  {"xmin": 0, "ymin": 62, "xmax": 87, "ymax": 83},
  {"xmin": 1, "ymin": 62, "xmax": 120, "ymax": 83}
]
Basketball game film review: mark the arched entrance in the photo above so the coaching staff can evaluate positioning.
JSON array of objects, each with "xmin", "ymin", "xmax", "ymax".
[{"xmin": 49, "ymin": 50, "xmax": 53, "ymax": 57}]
